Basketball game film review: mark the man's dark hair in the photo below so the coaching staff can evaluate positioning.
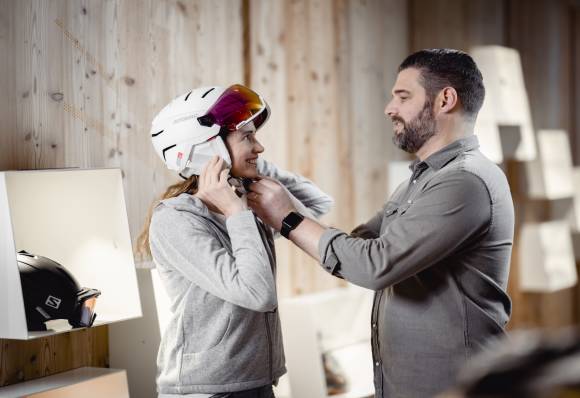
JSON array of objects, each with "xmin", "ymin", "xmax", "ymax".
[{"xmin": 399, "ymin": 49, "xmax": 485, "ymax": 118}]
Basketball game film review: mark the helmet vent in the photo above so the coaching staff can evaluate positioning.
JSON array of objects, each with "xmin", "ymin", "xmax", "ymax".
[
  {"xmin": 201, "ymin": 87, "xmax": 215, "ymax": 98},
  {"xmin": 162, "ymin": 144, "xmax": 176, "ymax": 161},
  {"xmin": 184, "ymin": 91, "xmax": 192, "ymax": 101}
]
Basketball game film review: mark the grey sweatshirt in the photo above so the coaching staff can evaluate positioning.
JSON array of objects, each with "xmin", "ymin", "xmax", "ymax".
[{"xmin": 149, "ymin": 159, "xmax": 333, "ymax": 395}]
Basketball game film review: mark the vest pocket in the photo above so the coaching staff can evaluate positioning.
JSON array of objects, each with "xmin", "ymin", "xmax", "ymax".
[{"xmin": 183, "ymin": 312, "xmax": 232, "ymax": 355}]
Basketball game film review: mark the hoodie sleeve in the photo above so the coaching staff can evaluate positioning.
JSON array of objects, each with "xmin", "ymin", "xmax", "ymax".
[
  {"xmin": 257, "ymin": 158, "xmax": 334, "ymax": 219},
  {"xmin": 149, "ymin": 205, "xmax": 277, "ymax": 312}
]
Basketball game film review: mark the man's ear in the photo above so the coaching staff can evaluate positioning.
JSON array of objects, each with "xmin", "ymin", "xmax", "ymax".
[{"xmin": 437, "ymin": 87, "xmax": 459, "ymax": 114}]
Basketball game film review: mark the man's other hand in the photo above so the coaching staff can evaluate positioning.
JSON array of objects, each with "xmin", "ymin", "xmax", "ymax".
[{"xmin": 247, "ymin": 177, "xmax": 296, "ymax": 230}]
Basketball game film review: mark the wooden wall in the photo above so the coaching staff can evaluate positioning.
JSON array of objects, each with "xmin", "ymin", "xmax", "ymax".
[
  {"xmin": 249, "ymin": 0, "xmax": 407, "ymax": 295},
  {"xmin": 0, "ymin": 0, "xmax": 246, "ymax": 387},
  {"xmin": 0, "ymin": 0, "xmax": 406, "ymax": 387},
  {"xmin": 0, "ymin": 0, "xmax": 578, "ymax": 389}
]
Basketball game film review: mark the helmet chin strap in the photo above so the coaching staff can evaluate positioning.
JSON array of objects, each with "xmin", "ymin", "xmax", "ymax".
[
  {"xmin": 179, "ymin": 167, "xmax": 253, "ymax": 198},
  {"xmin": 228, "ymin": 176, "xmax": 254, "ymax": 197}
]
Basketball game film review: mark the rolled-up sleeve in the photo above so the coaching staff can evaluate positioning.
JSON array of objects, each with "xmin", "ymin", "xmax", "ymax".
[
  {"xmin": 257, "ymin": 158, "xmax": 334, "ymax": 218},
  {"xmin": 318, "ymin": 170, "xmax": 492, "ymax": 290}
]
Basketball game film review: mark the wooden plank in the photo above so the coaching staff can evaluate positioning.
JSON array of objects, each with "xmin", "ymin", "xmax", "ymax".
[
  {"xmin": 345, "ymin": 0, "xmax": 408, "ymax": 223},
  {"xmin": 248, "ymin": 0, "xmax": 294, "ymax": 297},
  {"xmin": 13, "ymin": 0, "xmax": 60, "ymax": 170},
  {"xmin": 117, "ymin": 0, "xmax": 245, "ymax": 264},
  {"xmin": 0, "ymin": 326, "xmax": 108, "ymax": 387},
  {"xmin": 509, "ymin": 0, "xmax": 572, "ymax": 133},
  {"xmin": 411, "ymin": 0, "xmax": 506, "ymax": 51},
  {"xmin": 410, "ymin": 0, "xmax": 465, "ymax": 51},
  {"xmin": 250, "ymin": 0, "xmax": 408, "ymax": 296},
  {"xmin": 0, "ymin": 0, "xmax": 15, "ymax": 171},
  {"xmin": 282, "ymin": 0, "xmax": 332, "ymax": 294}
]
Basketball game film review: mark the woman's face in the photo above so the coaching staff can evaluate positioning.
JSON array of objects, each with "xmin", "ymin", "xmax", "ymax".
[{"xmin": 224, "ymin": 124, "xmax": 265, "ymax": 179}]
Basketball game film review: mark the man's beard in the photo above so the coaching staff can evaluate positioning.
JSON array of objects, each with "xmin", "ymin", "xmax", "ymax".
[{"xmin": 392, "ymin": 99, "xmax": 437, "ymax": 154}]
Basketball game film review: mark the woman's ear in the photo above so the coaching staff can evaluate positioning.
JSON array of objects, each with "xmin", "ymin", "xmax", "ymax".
[{"xmin": 437, "ymin": 87, "xmax": 459, "ymax": 114}]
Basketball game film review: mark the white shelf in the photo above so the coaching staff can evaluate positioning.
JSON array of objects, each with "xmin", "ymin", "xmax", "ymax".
[
  {"xmin": 0, "ymin": 367, "xmax": 129, "ymax": 398},
  {"xmin": 0, "ymin": 168, "xmax": 142, "ymax": 339}
]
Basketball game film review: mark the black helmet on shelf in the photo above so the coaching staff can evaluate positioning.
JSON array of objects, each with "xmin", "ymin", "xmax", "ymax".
[{"xmin": 16, "ymin": 250, "xmax": 101, "ymax": 331}]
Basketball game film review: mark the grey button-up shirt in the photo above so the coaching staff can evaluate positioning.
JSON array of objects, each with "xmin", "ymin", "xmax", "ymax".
[{"xmin": 318, "ymin": 135, "xmax": 514, "ymax": 397}]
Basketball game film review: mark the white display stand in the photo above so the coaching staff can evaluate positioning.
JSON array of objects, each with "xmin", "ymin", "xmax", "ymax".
[
  {"xmin": 151, "ymin": 267, "xmax": 171, "ymax": 335},
  {"xmin": 0, "ymin": 367, "xmax": 129, "ymax": 398},
  {"xmin": 471, "ymin": 45, "xmax": 537, "ymax": 161},
  {"xmin": 474, "ymin": 94, "xmax": 503, "ymax": 164},
  {"xmin": 525, "ymin": 130, "xmax": 574, "ymax": 199},
  {"xmin": 0, "ymin": 168, "xmax": 142, "ymax": 339},
  {"xmin": 109, "ymin": 269, "xmax": 164, "ymax": 398},
  {"xmin": 279, "ymin": 286, "xmax": 374, "ymax": 398},
  {"xmin": 519, "ymin": 221, "xmax": 578, "ymax": 292}
]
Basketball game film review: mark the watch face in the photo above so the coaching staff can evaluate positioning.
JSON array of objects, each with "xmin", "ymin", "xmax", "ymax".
[
  {"xmin": 284, "ymin": 212, "xmax": 304, "ymax": 227},
  {"xmin": 281, "ymin": 212, "xmax": 305, "ymax": 238}
]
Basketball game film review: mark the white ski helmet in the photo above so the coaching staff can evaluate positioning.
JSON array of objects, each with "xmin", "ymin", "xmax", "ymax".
[{"xmin": 150, "ymin": 84, "xmax": 269, "ymax": 179}]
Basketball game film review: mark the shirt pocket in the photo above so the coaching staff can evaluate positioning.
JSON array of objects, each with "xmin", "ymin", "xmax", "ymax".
[
  {"xmin": 380, "ymin": 202, "xmax": 400, "ymax": 234},
  {"xmin": 398, "ymin": 203, "xmax": 411, "ymax": 215}
]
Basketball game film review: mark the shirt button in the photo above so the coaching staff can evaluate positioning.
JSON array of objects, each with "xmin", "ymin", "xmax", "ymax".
[
  {"xmin": 412, "ymin": 179, "xmax": 417, "ymax": 184},
  {"xmin": 372, "ymin": 323, "xmax": 377, "ymax": 329},
  {"xmin": 407, "ymin": 199, "xmax": 412, "ymax": 204},
  {"xmin": 375, "ymin": 361, "xmax": 380, "ymax": 366}
]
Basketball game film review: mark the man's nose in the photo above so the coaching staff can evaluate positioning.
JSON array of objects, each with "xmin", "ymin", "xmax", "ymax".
[{"xmin": 384, "ymin": 100, "xmax": 396, "ymax": 118}]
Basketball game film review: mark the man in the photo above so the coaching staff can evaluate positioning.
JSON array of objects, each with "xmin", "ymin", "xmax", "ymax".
[{"xmin": 247, "ymin": 49, "xmax": 515, "ymax": 397}]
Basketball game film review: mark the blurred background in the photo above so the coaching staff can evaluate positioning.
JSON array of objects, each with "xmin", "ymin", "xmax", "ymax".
[{"xmin": 0, "ymin": 0, "xmax": 579, "ymax": 396}]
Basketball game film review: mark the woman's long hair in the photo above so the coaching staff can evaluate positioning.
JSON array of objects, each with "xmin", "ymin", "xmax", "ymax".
[{"xmin": 136, "ymin": 175, "xmax": 198, "ymax": 260}]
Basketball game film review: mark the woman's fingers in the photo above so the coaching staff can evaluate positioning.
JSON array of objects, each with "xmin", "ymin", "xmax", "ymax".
[
  {"xmin": 199, "ymin": 158, "xmax": 210, "ymax": 188},
  {"xmin": 206, "ymin": 156, "xmax": 220, "ymax": 185},
  {"xmin": 218, "ymin": 168, "xmax": 229, "ymax": 184}
]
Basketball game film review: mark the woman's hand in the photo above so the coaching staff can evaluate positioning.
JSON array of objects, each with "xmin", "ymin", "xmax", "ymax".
[{"xmin": 195, "ymin": 156, "xmax": 246, "ymax": 217}]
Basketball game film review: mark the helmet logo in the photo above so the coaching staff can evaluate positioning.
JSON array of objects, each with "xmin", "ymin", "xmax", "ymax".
[{"xmin": 45, "ymin": 295, "xmax": 62, "ymax": 309}]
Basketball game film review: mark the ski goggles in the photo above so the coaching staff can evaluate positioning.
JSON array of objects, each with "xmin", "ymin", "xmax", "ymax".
[
  {"xmin": 197, "ymin": 84, "xmax": 270, "ymax": 133},
  {"xmin": 70, "ymin": 287, "xmax": 101, "ymax": 328}
]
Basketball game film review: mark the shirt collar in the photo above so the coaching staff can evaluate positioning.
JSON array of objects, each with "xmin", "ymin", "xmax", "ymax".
[{"xmin": 409, "ymin": 135, "xmax": 479, "ymax": 172}]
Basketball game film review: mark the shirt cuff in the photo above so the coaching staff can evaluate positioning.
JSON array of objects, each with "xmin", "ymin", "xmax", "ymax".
[{"xmin": 318, "ymin": 228, "xmax": 345, "ymax": 276}]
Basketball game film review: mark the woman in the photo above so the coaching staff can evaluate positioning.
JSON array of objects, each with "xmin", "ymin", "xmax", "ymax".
[{"xmin": 137, "ymin": 85, "xmax": 333, "ymax": 398}]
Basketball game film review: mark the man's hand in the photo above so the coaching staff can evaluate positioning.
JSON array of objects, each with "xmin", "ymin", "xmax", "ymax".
[{"xmin": 247, "ymin": 177, "xmax": 296, "ymax": 230}]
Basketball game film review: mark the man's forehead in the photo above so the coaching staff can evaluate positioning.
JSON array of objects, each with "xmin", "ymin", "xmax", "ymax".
[{"xmin": 392, "ymin": 68, "xmax": 423, "ymax": 92}]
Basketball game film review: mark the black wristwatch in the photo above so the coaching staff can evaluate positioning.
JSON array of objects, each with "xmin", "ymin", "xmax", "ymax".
[{"xmin": 280, "ymin": 211, "xmax": 304, "ymax": 239}]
